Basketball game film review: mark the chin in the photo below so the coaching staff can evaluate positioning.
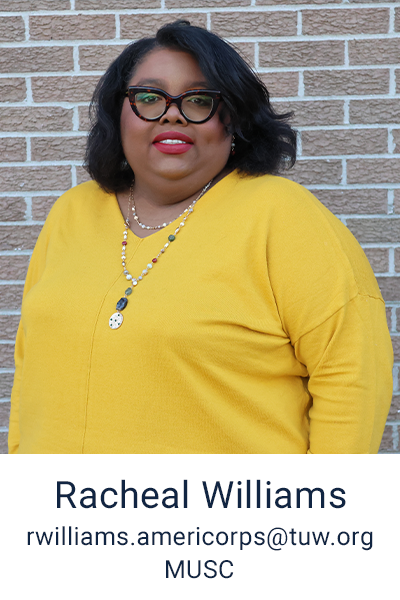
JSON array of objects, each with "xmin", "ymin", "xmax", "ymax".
[{"xmin": 152, "ymin": 164, "xmax": 196, "ymax": 181}]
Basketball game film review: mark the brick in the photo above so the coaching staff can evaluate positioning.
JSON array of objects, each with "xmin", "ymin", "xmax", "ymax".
[
  {"xmin": 290, "ymin": 102, "xmax": 339, "ymax": 129},
  {"xmin": 77, "ymin": 0, "xmax": 160, "ymax": 6},
  {"xmin": 304, "ymin": 69, "xmax": 389, "ymax": 96},
  {"xmin": 76, "ymin": 166, "xmax": 92, "ymax": 185},
  {"xmin": 0, "ymin": 16, "xmax": 25, "ymax": 43},
  {"xmin": 0, "ymin": 166, "xmax": 71, "ymax": 193},
  {"xmin": 0, "ymin": 1, "xmax": 69, "ymax": 8},
  {"xmin": 0, "ymin": 315, "xmax": 20, "ymax": 341},
  {"xmin": 230, "ymin": 42, "xmax": 255, "ymax": 67},
  {"xmin": 259, "ymin": 41, "xmax": 344, "ymax": 69},
  {"xmin": 0, "ymin": 432, "xmax": 8, "ymax": 455},
  {"xmin": 350, "ymin": 99, "xmax": 400, "ymax": 125},
  {"xmin": 0, "ymin": 225, "xmax": 42, "ymax": 251},
  {"xmin": 349, "ymin": 39, "xmax": 400, "ymax": 66},
  {"xmin": 378, "ymin": 424, "xmax": 395, "ymax": 452},
  {"xmin": 0, "ymin": 197, "xmax": 26, "ymax": 221},
  {"xmin": 0, "ymin": 47, "xmax": 74, "ymax": 74},
  {"xmin": 0, "ymin": 255, "xmax": 29, "ymax": 280},
  {"xmin": 395, "ymin": 190, "xmax": 400, "ymax": 214},
  {"xmin": 31, "ymin": 196, "xmax": 57, "ymax": 221},
  {"xmin": 397, "ymin": 69, "xmax": 400, "ymax": 94},
  {"xmin": 257, "ymin": 0, "xmax": 341, "ymax": 3},
  {"xmin": 260, "ymin": 72, "xmax": 299, "ymax": 98},
  {"xmin": 31, "ymin": 76, "xmax": 99, "ymax": 103},
  {"xmin": 78, "ymin": 44, "xmax": 127, "ymax": 72},
  {"xmin": 392, "ymin": 336, "xmax": 400, "ymax": 361},
  {"xmin": 30, "ymin": 15, "xmax": 116, "ymax": 42},
  {"xmin": 376, "ymin": 277, "xmax": 400, "ymax": 302},
  {"xmin": 386, "ymin": 306, "xmax": 393, "ymax": 331},
  {"xmin": 393, "ymin": 129, "xmax": 400, "ymax": 153},
  {"xmin": 0, "ymin": 107, "xmax": 72, "ymax": 133},
  {"xmin": 0, "ymin": 138, "xmax": 26, "ymax": 163},
  {"xmin": 314, "ymin": 189, "xmax": 387, "ymax": 215},
  {"xmin": 0, "ymin": 376, "xmax": 13, "ymax": 399},
  {"xmin": 302, "ymin": 8, "xmax": 389, "ymax": 36},
  {"xmin": 395, "ymin": 248, "xmax": 400, "ymax": 273},
  {"xmin": 285, "ymin": 159, "xmax": 342, "ymax": 186},
  {"xmin": 396, "ymin": 7, "xmax": 400, "ymax": 32},
  {"xmin": 120, "ymin": 13, "xmax": 207, "ymax": 39},
  {"xmin": 362, "ymin": 248, "xmax": 389, "ymax": 273},
  {"xmin": 0, "ymin": 402, "xmax": 10, "ymax": 427},
  {"xmin": 166, "ymin": 0, "xmax": 250, "ymax": 6},
  {"xmin": 210, "ymin": 11, "xmax": 296, "ymax": 37},
  {"xmin": 301, "ymin": 128, "xmax": 387, "ymax": 157},
  {"xmin": 0, "ymin": 79, "xmax": 26, "ymax": 103},
  {"xmin": 346, "ymin": 218, "xmax": 400, "ymax": 243},
  {"xmin": 397, "ymin": 307, "xmax": 400, "ymax": 330},
  {"xmin": 347, "ymin": 159, "xmax": 400, "ymax": 184},
  {"xmin": 31, "ymin": 136, "xmax": 86, "ymax": 162},
  {"xmin": 349, "ymin": 0, "xmax": 399, "ymax": 2},
  {"xmin": 0, "ymin": 286, "xmax": 23, "ymax": 311},
  {"xmin": 78, "ymin": 105, "xmax": 91, "ymax": 132},
  {"xmin": 388, "ymin": 396, "xmax": 400, "ymax": 421}
]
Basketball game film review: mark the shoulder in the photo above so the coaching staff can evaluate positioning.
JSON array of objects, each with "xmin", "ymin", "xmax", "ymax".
[
  {"xmin": 231, "ymin": 172, "xmax": 330, "ymax": 215},
  {"xmin": 232, "ymin": 172, "xmax": 383, "ymax": 302},
  {"xmin": 48, "ymin": 180, "xmax": 111, "ymax": 217},
  {"xmin": 40, "ymin": 181, "xmax": 114, "ymax": 234},
  {"xmin": 232, "ymin": 172, "xmax": 356, "ymax": 248}
]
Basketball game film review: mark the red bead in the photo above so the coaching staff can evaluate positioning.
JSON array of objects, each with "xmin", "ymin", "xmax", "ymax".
[
  {"xmin": 122, "ymin": 241, "xmax": 127, "ymax": 245},
  {"xmin": 152, "ymin": 258, "xmax": 157, "ymax": 263}
]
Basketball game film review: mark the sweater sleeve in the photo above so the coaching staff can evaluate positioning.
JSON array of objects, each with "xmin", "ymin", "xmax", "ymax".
[
  {"xmin": 8, "ymin": 201, "xmax": 59, "ymax": 454},
  {"xmin": 293, "ymin": 294, "xmax": 393, "ymax": 453}
]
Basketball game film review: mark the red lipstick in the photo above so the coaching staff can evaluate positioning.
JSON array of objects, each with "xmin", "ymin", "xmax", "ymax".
[{"xmin": 152, "ymin": 131, "xmax": 194, "ymax": 154}]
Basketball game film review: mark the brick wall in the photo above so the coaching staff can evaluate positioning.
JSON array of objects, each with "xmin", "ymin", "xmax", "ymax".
[{"xmin": 0, "ymin": 0, "xmax": 399, "ymax": 454}]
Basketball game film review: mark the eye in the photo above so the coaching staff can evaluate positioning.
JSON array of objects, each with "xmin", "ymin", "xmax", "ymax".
[
  {"xmin": 136, "ymin": 93, "xmax": 163, "ymax": 105},
  {"xmin": 186, "ymin": 95, "xmax": 213, "ymax": 107}
]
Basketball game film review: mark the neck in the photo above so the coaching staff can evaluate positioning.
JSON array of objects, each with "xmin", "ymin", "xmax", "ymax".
[
  {"xmin": 116, "ymin": 168, "xmax": 232, "ymax": 238},
  {"xmin": 132, "ymin": 167, "xmax": 229, "ymax": 209}
]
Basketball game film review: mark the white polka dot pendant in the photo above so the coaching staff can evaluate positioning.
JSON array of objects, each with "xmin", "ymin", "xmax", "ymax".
[{"xmin": 109, "ymin": 312, "xmax": 123, "ymax": 329}]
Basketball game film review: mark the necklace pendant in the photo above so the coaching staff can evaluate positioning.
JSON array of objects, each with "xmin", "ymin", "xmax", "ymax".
[{"xmin": 109, "ymin": 312, "xmax": 124, "ymax": 329}]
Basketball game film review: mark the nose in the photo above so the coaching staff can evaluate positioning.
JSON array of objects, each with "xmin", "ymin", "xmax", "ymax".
[{"xmin": 159, "ymin": 102, "xmax": 188, "ymax": 125}]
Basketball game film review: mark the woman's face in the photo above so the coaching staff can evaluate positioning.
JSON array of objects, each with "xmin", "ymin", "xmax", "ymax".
[{"xmin": 120, "ymin": 48, "xmax": 232, "ymax": 192}]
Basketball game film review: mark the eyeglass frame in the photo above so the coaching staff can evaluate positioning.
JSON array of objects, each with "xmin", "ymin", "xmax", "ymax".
[{"xmin": 124, "ymin": 86, "xmax": 222, "ymax": 124}]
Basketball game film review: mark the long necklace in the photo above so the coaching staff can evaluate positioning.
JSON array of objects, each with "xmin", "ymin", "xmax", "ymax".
[{"xmin": 109, "ymin": 179, "xmax": 213, "ymax": 329}]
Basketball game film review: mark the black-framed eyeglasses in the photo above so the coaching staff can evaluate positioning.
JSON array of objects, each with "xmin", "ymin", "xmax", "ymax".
[{"xmin": 125, "ymin": 86, "xmax": 222, "ymax": 124}]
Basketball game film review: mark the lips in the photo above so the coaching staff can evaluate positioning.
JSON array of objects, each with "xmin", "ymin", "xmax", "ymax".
[
  {"xmin": 152, "ymin": 131, "xmax": 194, "ymax": 154},
  {"xmin": 152, "ymin": 131, "xmax": 194, "ymax": 144}
]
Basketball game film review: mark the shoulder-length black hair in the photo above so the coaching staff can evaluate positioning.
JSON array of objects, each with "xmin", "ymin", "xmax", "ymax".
[{"xmin": 85, "ymin": 20, "xmax": 296, "ymax": 193}]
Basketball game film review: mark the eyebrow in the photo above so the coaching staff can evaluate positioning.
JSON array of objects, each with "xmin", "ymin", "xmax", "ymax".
[{"xmin": 134, "ymin": 79, "xmax": 210, "ymax": 89}]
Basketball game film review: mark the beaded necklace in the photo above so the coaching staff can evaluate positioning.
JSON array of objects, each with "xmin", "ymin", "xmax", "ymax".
[
  {"xmin": 109, "ymin": 179, "xmax": 213, "ymax": 329},
  {"xmin": 130, "ymin": 182, "xmax": 190, "ymax": 231}
]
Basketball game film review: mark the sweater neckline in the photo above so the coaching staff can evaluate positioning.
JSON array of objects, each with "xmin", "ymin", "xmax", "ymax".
[{"xmin": 111, "ymin": 169, "xmax": 239, "ymax": 243}]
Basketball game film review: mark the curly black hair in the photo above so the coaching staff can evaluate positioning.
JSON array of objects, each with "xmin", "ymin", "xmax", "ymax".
[{"xmin": 84, "ymin": 20, "xmax": 296, "ymax": 193}]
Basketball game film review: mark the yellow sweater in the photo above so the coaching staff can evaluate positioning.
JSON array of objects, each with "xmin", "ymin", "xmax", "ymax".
[{"xmin": 9, "ymin": 172, "xmax": 393, "ymax": 453}]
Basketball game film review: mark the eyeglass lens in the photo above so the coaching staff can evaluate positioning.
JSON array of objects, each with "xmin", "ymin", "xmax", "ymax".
[{"xmin": 135, "ymin": 92, "xmax": 214, "ymax": 121}]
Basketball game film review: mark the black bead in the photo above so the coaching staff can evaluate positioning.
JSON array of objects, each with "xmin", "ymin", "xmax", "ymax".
[{"xmin": 116, "ymin": 297, "xmax": 128, "ymax": 311}]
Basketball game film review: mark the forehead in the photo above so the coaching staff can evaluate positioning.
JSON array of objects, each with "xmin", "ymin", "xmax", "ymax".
[{"xmin": 128, "ymin": 48, "xmax": 208, "ymax": 90}]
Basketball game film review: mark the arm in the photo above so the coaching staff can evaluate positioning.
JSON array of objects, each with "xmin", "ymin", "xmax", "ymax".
[
  {"xmin": 8, "ymin": 199, "xmax": 60, "ymax": 454},
  {"xmin": 293, "ymin": 294, "xmax": 393, "ymax": 453},
  {"xmin": 8, "ymin": 321, "xmax": 24, "ymax": 453},
  {"xmin": 263, "ymin": 178, "xmax": 393, "ymax": 453}
]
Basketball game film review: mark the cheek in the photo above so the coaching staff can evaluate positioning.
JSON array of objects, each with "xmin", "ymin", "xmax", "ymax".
[
  {"xmin": 120, "ymin": 100, "xmax": 132, "ymax": 132},
  {"xmin": 207, "ymin": 124, "xmax": 231, "ymax": 156},
  {"xmin": 120, "ymin": 102, "xmax": 145, "ymax": 148}
]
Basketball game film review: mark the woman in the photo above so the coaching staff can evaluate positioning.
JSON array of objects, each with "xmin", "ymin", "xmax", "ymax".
[{"xmin": 9, "ymin": 21, "xmax": 393, "ymax": 454}]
